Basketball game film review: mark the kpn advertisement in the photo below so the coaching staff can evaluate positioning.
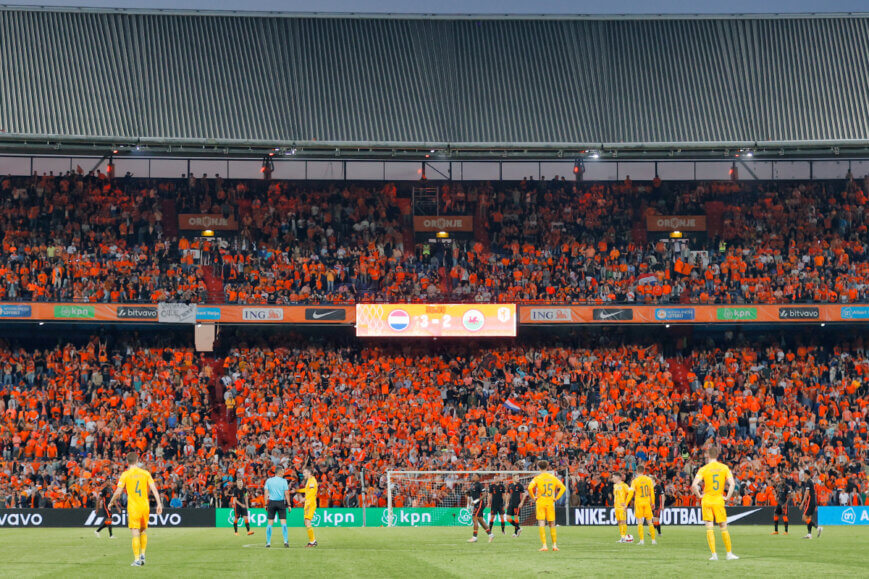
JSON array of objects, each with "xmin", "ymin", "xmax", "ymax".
[{"xmin": 216, "ymin": 508, "xmax": 476, "ymax": 528}]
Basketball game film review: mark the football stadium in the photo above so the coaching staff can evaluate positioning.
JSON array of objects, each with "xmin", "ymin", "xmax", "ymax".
[{"xmin": 0, "ymin": 4, "xmax": 867, "ymax": 577}]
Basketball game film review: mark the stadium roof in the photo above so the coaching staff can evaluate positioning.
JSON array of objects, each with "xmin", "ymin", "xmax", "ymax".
[{"xmin": 1, "ymin": 7, "xmax": 869, "ymax": 158}]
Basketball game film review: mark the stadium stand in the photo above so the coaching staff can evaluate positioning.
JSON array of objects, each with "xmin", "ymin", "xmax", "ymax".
[
  {"xmin": 1, "ymin": 329, "xmax": 866, "ymax": 510},
  {"xmin": 0, "ymin": 9, "xmax": 867, "ymax": 528},
  {"xmin": 1, "ymin": 172, "xmax": 867, "ymax": 305}
]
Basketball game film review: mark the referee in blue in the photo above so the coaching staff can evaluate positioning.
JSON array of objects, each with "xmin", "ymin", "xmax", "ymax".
[{"xmin": 263, "ymin": 468, "xmax": 292, "ymax": 548}]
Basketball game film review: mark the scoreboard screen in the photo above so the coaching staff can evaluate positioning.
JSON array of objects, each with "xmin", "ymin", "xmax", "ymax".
[{"xmin": 355, "ymin": 304, "xmax": 516, "ymax": 337}]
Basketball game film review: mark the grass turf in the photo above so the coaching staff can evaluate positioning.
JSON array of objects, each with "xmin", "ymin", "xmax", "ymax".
[{"xmin": 0, "ymin": 525, "xmax": 865, "ymax": 578}]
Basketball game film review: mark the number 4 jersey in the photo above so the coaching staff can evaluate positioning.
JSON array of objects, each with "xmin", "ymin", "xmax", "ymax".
[{"xmin": 117, "ymin": 466, "xmax": 154, "ymax": 513}]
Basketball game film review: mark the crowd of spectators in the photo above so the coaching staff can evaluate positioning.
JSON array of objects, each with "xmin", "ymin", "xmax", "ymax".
[
  {"xmin": 0, "ymin": 173, "xmax": 207, "ymax": 303},
  {"xmin": 1, "ymin": 330, "xmax": 865, "ymax": 511},
  {"xmin": 2, "ymin": 171, "xmax": 867, "ymax": 306}
]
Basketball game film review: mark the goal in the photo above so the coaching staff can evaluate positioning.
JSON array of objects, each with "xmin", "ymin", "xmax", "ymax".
[{"xmin": 385, "ymin": 470, "xmax": 544, "ymax": 527}]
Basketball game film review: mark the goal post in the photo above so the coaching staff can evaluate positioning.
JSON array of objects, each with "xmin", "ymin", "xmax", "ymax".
[{"xmin": 386, "ymin": 470, "xmax": 542, "ymax": 527}]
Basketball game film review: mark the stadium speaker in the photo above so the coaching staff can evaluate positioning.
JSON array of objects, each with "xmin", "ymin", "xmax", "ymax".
[{"xmin": 195, "ymin": 323, "xmax": 216, "ymax": 352}]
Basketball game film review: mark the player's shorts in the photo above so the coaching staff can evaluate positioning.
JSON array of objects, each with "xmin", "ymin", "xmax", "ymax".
[
  {"xmin": 103, "ymin": 507, "xmax": 113, "ymax": 524},
  {"xmin": 267, "ymin": 500, "xmax": 287, "ymax": 521},
  {"xmin": 615, "ymin": 507, "xmax": 627, "ymax": 522},
  {"xmin": 535, "ymin": 501, "xmax": 556, "ymax": 522},
  {"xmin": 472, "ymin": 501, "xmax": 485, "ymax": 518},
  {"xmin": 803, "ymin": 503, "xmax": 816, "ymax": 520},
  {"xmin": 490, "ymin": 503, "xmax": 505, "ymax": 516},
  {"xmin": 234, "ymin": 506, "xmax": 249, "ymax": 518},
  {"xmin": 701, "ymin": 496, "xmax": 727, "ymax": 523},
  {"xmin": 303, "ymin": 503, "xmax": 316, "ymax": 521},
  {"xmin": 774, "ymin": 505, "xmax": 784, "ymax": 516},
  {"xmin": 127, "ymin": 506, "xmax": 149, "ymax": 529},
  {"xmin": 634, "ymin": 502, "xmax": 653, "ymax": 520},
  {"xmin": 508, "ymin": 502, "xmax": 521, "ymax": 516}
]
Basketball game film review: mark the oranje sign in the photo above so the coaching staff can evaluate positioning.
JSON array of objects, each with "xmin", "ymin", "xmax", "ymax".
[
  {"xmin": 413, "ymin": 216, "xmax": 474, "ymax": 232},
  {"xmin": 647, "ymin": 215, "xmax": 706, "ymax": 231},
  {"xmin": 178, "ymin": 214, "xmax": 238, "ymax": 231}
]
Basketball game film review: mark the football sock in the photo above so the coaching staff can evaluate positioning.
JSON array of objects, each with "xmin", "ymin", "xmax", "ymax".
[
  {"xmin": 649, "ymin": 524, "xmax": 656, "ymax": 542},
  {"xmin": 108, "ymin": 525, "xmax": 113, "ymax": 538},
  {"xmin": 245, "ymin": 520, "xmax": 250, "ymax": 532},
  {"xmin": 233, "ymin": 518, "xmax": 238, "ymax": 533},
  {"xmin": 706, "ymin": 529, "xmax": 716, "ymax": 554},
  {"xmin": 266, "ymin": 524, "xmax": 272, "ymax": 544},
  {"xmin": 538, "ymin": 526, "xmax": 546, "ymax": 546},
  {"xmin": 807, "ymin": 523, "xmax": 813, "ymax": 534},
  {"xmin": 473, "ymin": 530, "xmax": 478, "ymax": 537},
  {"xmin": 784, "ymin": 518, "xmax": 788, "ymax": 533},
  {"xmin": 722, "ymin": 530, "xmax": 732, "ymax": 553},
  {"xmin": 637, "ymin": 524, "xmax": 644, "ymax": 542},
  {"xmin": 655, "ymin": 524, "xmax": 661, "ymax": 535},
  {"xmin": 140, "ymin": 533, "xmax": 147, "ymax": 554},
  {"xmin": 501, "ymin": 520, "xmax": 506, "ymax": 533},
  {"xmin": 619, "ymin": 523, "xmax": 626, "ymax": 537},
  {"xmin": 774, "ymin": 518, "xmax": 779, "ymax": 533},
  {"xmin": 550, "ymin": 527, "xmax": 557, "ymax": 544},
  {"xmin": 281, "ymin": 524, "xmax": 288, "ymax": 543},
  {"xmin": 307, "ymin": 527, "xmax": 315, "ymax": 543},
  {"xmin": 132, "ymin": 536, "xmax": 141, "ymax": 558}
]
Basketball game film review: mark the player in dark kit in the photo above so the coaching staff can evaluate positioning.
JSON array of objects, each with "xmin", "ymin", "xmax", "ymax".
[
  {"xmin": 94, "ymin": 485, "xmax": 115, "ymax": 538},
  {"xmin": 231, "ymin": 479, "xmax": 255, "ymax": 536},
  {"xmin": 488, "ymin": 478, "xmax": 507, "ymax": 534},
  {"xmin": 800, "ymin": 472, "xmax": 823, "ymax": 539},
  {"xmin": 506, "ymin": 475, "xmax": 526, "ymax": 537},
  {"xmin": 773, "ymin": 479, "xmax": 791, "ymax": 535},
  {"xmin": 467, "ymin": 474, "xmax": 493, "ymax": 543},
  {"xmin": 652, "ymin": 481, "xmax": 665, "ymax": 535}
]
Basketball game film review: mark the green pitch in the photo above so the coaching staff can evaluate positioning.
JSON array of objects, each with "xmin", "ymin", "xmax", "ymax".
[{"xmin": 1, "ymin": 526, "xmax": 865, "ymax": 578}]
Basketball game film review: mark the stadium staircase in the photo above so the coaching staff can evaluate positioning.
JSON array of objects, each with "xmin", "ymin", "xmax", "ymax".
[
  {"xmin": 666, "ymin": 358, "xmax": 691, "ymax": 394},
  {"xmin": 473, "ymin": 206, "xmax": 490, "ymax": 250},
  {"xmin": 202, "ymin": 267, "xmax": 225, "ymax": 304},
  {"xmin": 204, "ymin": 356, "xmax": 237, "ymax": 451},
  {"xmin": 161, "ymin": 199, "xmax": 179, "ymax": 239}
]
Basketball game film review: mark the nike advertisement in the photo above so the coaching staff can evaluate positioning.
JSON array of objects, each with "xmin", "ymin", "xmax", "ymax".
[
  {"xmin": 560, "ymin": 506, "xmax": 800, "ymax": 526},
  {"xmin": 305, "ymin": 308, "xmax": 347, "ymax": 321},
  {"xmin": 592, "ymin": 308, "xmax": 634, "ymax": 321}
]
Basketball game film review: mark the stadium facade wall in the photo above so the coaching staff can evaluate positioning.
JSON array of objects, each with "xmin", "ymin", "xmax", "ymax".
[{"xmin": 2, "ymin": 155, "xmax": 869, "ymax": 182}]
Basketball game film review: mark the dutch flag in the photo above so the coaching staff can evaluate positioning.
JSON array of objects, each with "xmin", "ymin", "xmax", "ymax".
[
  {"xmin": 503, "ymin": 398, "xmax": 522, "ymax": 413},
  {"xmin": 637, "ymin": 273, "xmax": 658, "ymax": 286}
]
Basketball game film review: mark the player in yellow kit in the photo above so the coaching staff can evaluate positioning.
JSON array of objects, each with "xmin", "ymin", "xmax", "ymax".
[
  {"xmin": 108, "ymin": 451, "xmax": 163, "ymax": 567},
  {"xmin": 296, "ymin": 468, "xmax": 318, "ymax": 547},
  {"xmin": 527, "ymin": 460, "xmax": 566, "ymax": 552},
  {"xmin": 691, "ymin": 446, "xmax": 738, "ymax": 561},
  {"xmin": 611, "ymin": 473, "xmax": 631, "ymax": 543},
  {"xmin": 629, "ymin": 464, "xmax": 657, "ymax": 545}
]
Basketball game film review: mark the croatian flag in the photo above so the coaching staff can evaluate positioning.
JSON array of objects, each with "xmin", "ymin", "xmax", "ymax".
[
  {"xmin": 503, "ymin": 398, "xmax": 522, "ymax": 413},
  {"xmin": 637, "ymin": 273, "xmax": 658, "ymax": 286}
]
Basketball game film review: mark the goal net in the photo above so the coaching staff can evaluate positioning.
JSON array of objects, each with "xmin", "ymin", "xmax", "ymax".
[{"xmin": 386, "ymin": 471, "xmax": 542, "ymax": 527}]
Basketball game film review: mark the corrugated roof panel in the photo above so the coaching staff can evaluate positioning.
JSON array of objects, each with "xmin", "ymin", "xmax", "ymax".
[{"xmin": 0, "ymin": 10, "xmax": 867, "ymax": 146}]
